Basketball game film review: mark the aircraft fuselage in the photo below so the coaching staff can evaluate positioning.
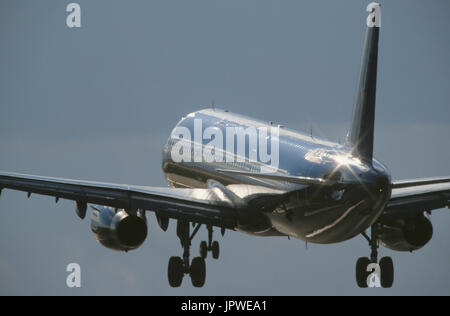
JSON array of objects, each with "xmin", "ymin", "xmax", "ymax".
[{"xmin": 162, "ymin": 108, "xmax": 391, "ymax": 244}]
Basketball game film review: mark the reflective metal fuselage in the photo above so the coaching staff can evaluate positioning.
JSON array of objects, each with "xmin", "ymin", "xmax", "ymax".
[{"xmin": 162, "ymin": 109, "xmax": 391, "ymax": 244}]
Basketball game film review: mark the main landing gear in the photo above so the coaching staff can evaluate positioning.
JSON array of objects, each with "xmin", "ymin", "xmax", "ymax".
[
  {"xmin": 168, "ymin": 221, "xmax": 221, "ymax": 288},
  {"xmin": 356, "ymin": 223, "xmax": 394, "ymax": 288}
]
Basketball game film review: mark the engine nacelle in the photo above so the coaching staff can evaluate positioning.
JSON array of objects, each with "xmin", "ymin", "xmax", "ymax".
[
  {"xmin": 90, "ymin": 206, "xmax": 148, "ymax": 251},
  {"xmin": 379, "ymin": 214, "xmax": 433, "ymax": 252}
]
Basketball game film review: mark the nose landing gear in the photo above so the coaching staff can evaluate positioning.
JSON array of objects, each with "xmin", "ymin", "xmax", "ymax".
[
  {"xmin": 199, "ymin": 225, "xmax": 220, "ymax": 260},
  {"xmin": 356, "ymin": 223, "xmax": 394, "ymax": 288}
]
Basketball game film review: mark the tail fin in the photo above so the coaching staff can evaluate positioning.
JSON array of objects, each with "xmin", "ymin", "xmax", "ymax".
[{"xmin": 347, "ymin": 3, "xmax": 381, "ymax": 164}]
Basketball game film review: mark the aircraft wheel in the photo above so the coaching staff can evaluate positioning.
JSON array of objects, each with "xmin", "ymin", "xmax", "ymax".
[
  {"xmin": 190, "ymin": 257, "xmax": 206, "ymax": 287},
  {"xmin": 200, "ymin": 241, "xmax": 208, "ymax": 259},
  {"xmin": 356, "ymin": 257, "xmax": 370, "ymax": 288},
  {"xmin": 211, "ymin": 241, "xmax": 220, "ymax": 259},
  {"xmin": 168, "ymin": 256, "xmax": 184, "ymax": 287},
  {"xmin": 379, "ymin": 256, "xmax": 394, "ymax": 288}
]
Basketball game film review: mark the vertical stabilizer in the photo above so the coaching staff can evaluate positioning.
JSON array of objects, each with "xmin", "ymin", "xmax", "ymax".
[{"xmin": 347, "ymin": 3, "xmax": 381, "ymax": 164}]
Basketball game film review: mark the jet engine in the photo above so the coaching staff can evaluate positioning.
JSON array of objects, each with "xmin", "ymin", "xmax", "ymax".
[
  {"xmin": 379, "ymin": 213, "xmax": 433, "ymax": 252},
  {"xmin": 90, "ymin": 205, "xmax": 148, "ymax": 251}
]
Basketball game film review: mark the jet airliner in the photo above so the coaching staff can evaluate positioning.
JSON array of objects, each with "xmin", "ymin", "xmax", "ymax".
[{"xmin": 1, "ymin": 3, "xmax": 449, "ymax": 288}]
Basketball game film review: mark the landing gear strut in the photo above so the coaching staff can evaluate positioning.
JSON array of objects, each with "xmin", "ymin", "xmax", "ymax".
[
  {"xmin": 356, "ymin": 223, "xmax": 394, "ymax": 288},
  {"xmin": 199, "ymin": 225, "xmax": 220, "ymax": 260},
  {"xmin": 168, "ymin": 220, "xmax": 206, "ymax": 287}
]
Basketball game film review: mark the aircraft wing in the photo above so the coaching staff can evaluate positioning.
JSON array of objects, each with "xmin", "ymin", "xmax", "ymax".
[
  {"xmin": 381, "ymin": 177, "xmax": 450, "ymax": 221},
  {"xmin": 0, "ymin": 171, "xmax": 249, "ymax": 229}
]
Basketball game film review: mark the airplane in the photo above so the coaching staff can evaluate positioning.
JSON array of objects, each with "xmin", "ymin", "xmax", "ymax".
[{"xmin": 0, "ymin": 3, "xmax": 449, "ymax": 289}]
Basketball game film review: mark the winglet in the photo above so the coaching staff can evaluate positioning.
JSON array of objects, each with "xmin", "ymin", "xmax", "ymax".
[{"xmin": 347, "ymin": 3, "xmax": 381, "ymax": 164}]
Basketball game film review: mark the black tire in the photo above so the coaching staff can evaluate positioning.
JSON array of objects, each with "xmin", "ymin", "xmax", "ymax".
[
  {"xmin": 379, "ymin": 256, "xmax": 394, "ymax": 288},
  {"xmin": 200, "ymin": 241, "xmax": 208, "ymax": 259},
  {"xmin": 190, "ymin": 257, "xmax": 206, "ymax": 287},
  {"xmin": 356, "ymin": 257, "xmax": 370, "ymax": 288},
  {"xmin": 211, "ymin": 241, "xmax": 220, "ymax": 259},
  {"xmin": 168, "ymin": 256, "xmax": 184, "ymax": 287}
]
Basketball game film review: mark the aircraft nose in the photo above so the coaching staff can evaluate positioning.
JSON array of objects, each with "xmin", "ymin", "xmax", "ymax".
[
  {"xmin": 362, "ymin": 171, "xmax": 392, "ymax": 211},
  {"xmin": 375, "ymin": 172, "xmax": 391, "ymax": 194},
  {"xmin": 338, "ymin": 166, "xmax": 391, "ymax": 207}
]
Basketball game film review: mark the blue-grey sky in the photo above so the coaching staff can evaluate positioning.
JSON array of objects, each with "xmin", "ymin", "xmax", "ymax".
[{"xmin": 0, "ymin": 0, "xmax": 449, "ymax": 295}]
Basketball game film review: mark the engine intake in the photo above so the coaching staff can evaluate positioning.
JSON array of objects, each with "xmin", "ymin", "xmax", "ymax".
[
  {"xmin": 379, "ymin": 213, "xmax": 433, "ymax": 252},
  {"xmin": 90, "ymin": 206, "xmax": 148, "ymax": 251}
]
